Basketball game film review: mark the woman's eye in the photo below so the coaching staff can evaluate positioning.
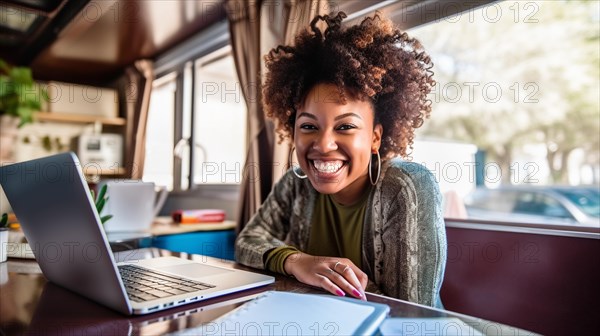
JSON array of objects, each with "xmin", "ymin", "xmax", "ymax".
[
  {"xmin": 299, "ymin": 124, "xmax": 317, "ymax": 130},
  {"xmin": 337, "ymin": 124, "xmax": 356, "ymax": 131}
]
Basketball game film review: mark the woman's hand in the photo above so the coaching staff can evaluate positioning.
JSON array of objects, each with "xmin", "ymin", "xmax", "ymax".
[{"xmin": 283, "ymin": 252, "xmax": 368, "ymax": 300}]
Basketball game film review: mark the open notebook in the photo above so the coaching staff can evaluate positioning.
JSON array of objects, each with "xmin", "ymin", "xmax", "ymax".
[{"xmin": 171, "ymin": 291, "xmax": 390, "ymax": 335}]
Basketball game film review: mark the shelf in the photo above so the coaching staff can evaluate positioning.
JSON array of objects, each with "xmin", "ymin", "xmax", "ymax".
[
  {"xmin": 34, "ymin": 112, "xmax": 126, "ymax": 126},
  {"xmin": 83, "ymin": 166, "xmax": 126, "ymax": 176}
]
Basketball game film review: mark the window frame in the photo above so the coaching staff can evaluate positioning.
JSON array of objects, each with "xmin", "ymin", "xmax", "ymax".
[{"xmin": 151, "ymin": 21, "xmax": 229, "ymax": 191}]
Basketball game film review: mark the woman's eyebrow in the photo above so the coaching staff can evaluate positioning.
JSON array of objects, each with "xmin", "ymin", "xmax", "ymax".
[
  {"xmin": 334, "ymin": 112, "xmax": 362, "ymax": 121},
  {"xmin": 297, "ymin": 112, "xmax": 362, "ymax": 120},
  {"xmin": 297, "ymin": 112, "xmax": 317, "ymax": 120}
]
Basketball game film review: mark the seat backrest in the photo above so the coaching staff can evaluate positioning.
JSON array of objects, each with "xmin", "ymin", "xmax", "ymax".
[{"xmin": 441, "ymin": 220, "xmax": 600, "ymax": 336}]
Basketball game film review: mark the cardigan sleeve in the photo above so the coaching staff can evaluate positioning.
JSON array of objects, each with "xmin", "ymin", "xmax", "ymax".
[
  {"xmin": 410, "ymin": 162, "xmax": 446, "ymax": 307},
  {"xmin": 235, "ymin": 170, "xmax": 298, "ymax": 269},
  {"xmin": 378, "ymin": 161, "xmax": 447, "ymax": 307}
]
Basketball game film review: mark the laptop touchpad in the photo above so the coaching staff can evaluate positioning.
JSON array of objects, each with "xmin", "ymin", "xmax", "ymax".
[{"xmin": 158, "ymin": 263, "xmax": 233, "ymax": 278}]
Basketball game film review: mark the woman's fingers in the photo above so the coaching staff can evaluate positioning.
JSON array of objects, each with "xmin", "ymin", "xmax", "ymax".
[
  {"xmin": 347, "ymin": 263, "xmax": 369, "ymax": 291},
  {"xmin": 330, "ymin": 262, "xmax": 366, "ymax": 300},
  {"xmin": 316, "ymin": 272, "xmax": 346, "ymax": 297},
  {"xmin": 284, "ymin": 253, "xmax": 368, "ymax": 300},
  {"xmin": 323, "ymin": 266, "xmax": 364, "ymax": 300}
]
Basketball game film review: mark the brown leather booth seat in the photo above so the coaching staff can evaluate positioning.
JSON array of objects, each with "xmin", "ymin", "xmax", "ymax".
[{"xmin": 441, "ymin": 220, "xmax": 600, "ymax": 336}]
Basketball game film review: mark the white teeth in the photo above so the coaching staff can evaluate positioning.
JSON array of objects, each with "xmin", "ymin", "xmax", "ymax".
[{"xmin": 313, "ymin": 160, "xmax": 343, "ymax": 173}]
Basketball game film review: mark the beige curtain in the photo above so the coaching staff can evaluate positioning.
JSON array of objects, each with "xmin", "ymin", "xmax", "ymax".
[
  {"xmin": 227, "ymin": 0, "xmax": 329, "ymax": 232},
  {"xmin": 118, "ymin": 60, "xmax": 154, "ymax": 179},
  {"xmin": 270, "ymin": 0, "xmax": 329, "ymax": 183}
]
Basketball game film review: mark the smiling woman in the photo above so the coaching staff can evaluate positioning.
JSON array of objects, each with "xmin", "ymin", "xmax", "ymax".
[
  {"xmin": 235, "ymin": 11, "xmax": 446, "ymax": 308},
  {"xmin": 294, "ymin": 84, "xmax": 382, "ymax": 205}
]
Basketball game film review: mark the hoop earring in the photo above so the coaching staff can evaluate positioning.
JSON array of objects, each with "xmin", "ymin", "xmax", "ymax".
[
  {"xmin": 289, "ymin": 147, "xmax": 307, "ymax": 179},
  {"xmin": 369, "ymin": 150, "xmax": 381, "ymax": 185}
]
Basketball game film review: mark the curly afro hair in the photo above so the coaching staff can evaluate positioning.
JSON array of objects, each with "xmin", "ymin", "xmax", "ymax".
[{"xmin": 262, "ymin": 11, "xmax": 435, "ymax": 159}]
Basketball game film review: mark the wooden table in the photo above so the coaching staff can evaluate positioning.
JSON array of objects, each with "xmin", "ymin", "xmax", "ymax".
[{"xmin": 0, "ymin": 248, "xmax": 536, "ymax": 335}]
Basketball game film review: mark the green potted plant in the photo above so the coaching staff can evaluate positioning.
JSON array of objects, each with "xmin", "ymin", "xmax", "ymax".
[
  {"xmin": 0, "ymin": 213, "xmax": 8, "ymax": 262},
  {"xmin": 91, "ymin": 184, "xmax": 113, "ymax": 225},
  {"xmin": 0, "ymin": 58, "xmax": 47, "ymax": 162}
]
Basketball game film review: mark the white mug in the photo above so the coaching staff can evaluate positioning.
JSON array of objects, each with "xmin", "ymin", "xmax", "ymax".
[{"xmin": 98, "ymin": 180, "xmax": 168, "ymax": 233}]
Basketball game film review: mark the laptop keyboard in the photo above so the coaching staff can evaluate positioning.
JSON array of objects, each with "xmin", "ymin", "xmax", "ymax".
[{"xmin": 118, "ymin": 264, "xmax": 216, "ymax": 302}]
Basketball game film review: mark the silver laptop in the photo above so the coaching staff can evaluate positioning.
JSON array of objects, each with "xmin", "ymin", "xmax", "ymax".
[{"xmin": 0, "ymin": 152, "xmax": 274, "ymax": 315}]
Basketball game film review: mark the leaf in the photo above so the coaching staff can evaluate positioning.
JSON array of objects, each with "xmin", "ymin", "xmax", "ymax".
[
  {"xmin": 19, "ymin": 83, "xmax": 43, "ymax": 107},
  {"xmin": 17, "ymin": 106, "xmax": 34, "ymax": 127},
  {"xmin": 96, "ymin": 198, "xmax": 106, "ymax": 214},
  {"xmin": 90, "ymin": 189, "xmax": 96, "ymax": 202},
  {"xmin": 0, "ymin": 213, "xmax": 8, "ymax": 228},
  {"xmin": 0, "ymin": 59, "xmax": 9, "ymax": 74},
  {"xmin": 23, "ymin": 97, "xmax": 42, "ymax": 110},
  {"xmin": 40, "ymin": 86, "xmax": 49, "ymax": 102},
  {"xmin": 100, "ymin": 215, "xmax": 113, "ymax": 224},
  {"xmin": 9, "ymin": 67, "xmax": 33, "ymax": 85},
  {"xmin": 0, "ymin": 58, "xmax": 45, "ymax": 127},
  {"xmin": 96, "ymin": 184, "xmax": 107, "ymax": 205},
  {"xmin": 0, "ymin": 76, "xmax": 15, "ymax": 97}
]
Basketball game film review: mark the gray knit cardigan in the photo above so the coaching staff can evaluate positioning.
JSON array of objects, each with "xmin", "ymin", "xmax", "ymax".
[{"xmin": 235, "ymin": 158, "xmax": 447, "ymax": 307}]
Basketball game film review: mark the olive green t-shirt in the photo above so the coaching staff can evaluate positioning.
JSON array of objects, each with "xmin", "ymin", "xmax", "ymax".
[{"xmin": 265, "ymin": 190, "xmax": 370, "ymax": 274}]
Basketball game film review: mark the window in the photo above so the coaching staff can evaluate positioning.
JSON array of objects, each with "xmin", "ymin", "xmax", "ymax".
[
  {"xmin": 465, "ymin": 189, "xmax": 518, "ymax": 213},
  {"xmin": 406, "ymin": 0, "xmax": 600, "ymax": 226},
  {"xmin": 144, "ymin": 74, "xmax": 176, "ymax": 190},
  {"xmin": 193, "ymin": 47, "xmax": 247, "ymax": 185},
  {"xmin": 146, "ymin": 43, "xmax": 246, "ymax": 189}
]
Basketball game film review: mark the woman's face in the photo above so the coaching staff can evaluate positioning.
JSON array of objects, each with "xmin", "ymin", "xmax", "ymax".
[{"xmin": 294, "ymin": 83, "xmax": 382, "ymax": 205}]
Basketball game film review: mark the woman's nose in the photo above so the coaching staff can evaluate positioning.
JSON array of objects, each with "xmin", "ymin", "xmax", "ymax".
[{"xmin": 312, "ymin": 130, "xmax": 338, "ymax": 152}]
